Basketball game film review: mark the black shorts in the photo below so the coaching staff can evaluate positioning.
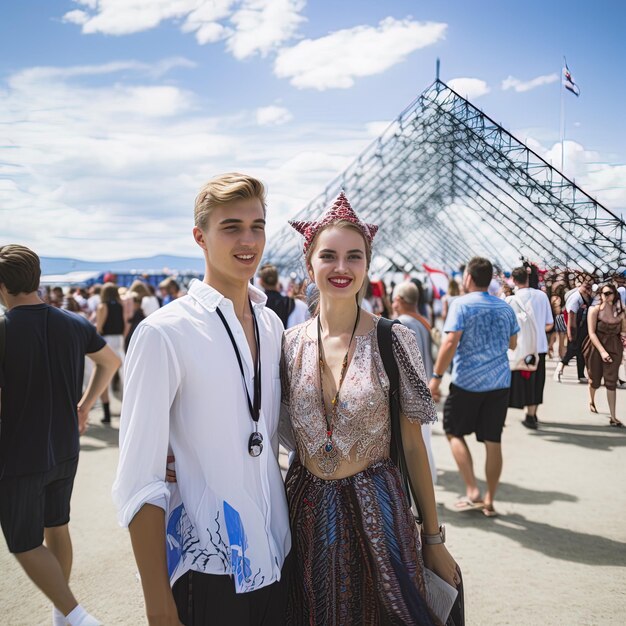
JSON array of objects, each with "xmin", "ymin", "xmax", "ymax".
[
  {"xmin": 0, "ymin": 456, "xmax": 78, "ymax": 553},
  {"xmin": 443, "ymin": 384, "xmax": 509, "ymax": 443},
  {"xmin": 172, "ymin": 550, "xmax": 292, "ymax": 626}
]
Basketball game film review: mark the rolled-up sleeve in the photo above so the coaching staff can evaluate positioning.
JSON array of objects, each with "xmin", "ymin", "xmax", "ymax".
[{"xmin": 112, "ymin": 323, "xmax": 181, "ymax": 527}]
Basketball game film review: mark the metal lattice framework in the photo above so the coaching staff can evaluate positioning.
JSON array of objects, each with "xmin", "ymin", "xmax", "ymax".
[{"xmin": 267, "ymin": 79, "xmax": 626, "ymax": 276}]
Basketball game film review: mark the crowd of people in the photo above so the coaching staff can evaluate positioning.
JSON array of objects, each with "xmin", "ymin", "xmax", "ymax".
[{"xmin": 0, "ymin": 171, "xmax": 625, "ymax": 626}]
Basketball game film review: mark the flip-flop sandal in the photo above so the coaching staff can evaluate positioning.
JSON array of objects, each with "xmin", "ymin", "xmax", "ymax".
[
  {"xmin": 482, "ymin": 505, "xmax": 498, "ymax": 517},
  {"xmin": 454, "ymin": 497, "xmax": 484, "ymax": 511}
]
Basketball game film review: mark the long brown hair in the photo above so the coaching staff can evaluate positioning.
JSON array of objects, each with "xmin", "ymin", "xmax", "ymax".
[{"xmin": 101, "ymin": 282, "xmax": 121, "ymax": 304}]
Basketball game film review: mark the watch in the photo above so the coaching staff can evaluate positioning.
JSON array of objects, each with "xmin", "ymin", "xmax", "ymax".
[
  {"xmin": 431, "ymin": 373, "xmax": 443, "ymax": 380},
  {"xmin": 422, "ymin": 525, "xmax": 446, "ymax": 545}
]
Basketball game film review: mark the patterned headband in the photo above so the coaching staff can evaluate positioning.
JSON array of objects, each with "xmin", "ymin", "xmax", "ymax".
[{"xmin": 289, "ymin": 192, "xmax": 379, "ymax": 255}]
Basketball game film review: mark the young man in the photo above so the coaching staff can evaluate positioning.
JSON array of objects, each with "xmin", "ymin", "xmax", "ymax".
[
  {"xmin": 0, "ymin": 244, "xmax": 120, "ymax": 626},
  {"xmin": 113, "ymin": 173, "xmax": 291, "ymax": 626},
  {"xmin": 507, "ymin": 267, "xmax": 554, "ymax": 429},
  {"xmin": 429, "ymin": 257, "xmax": 519, "ymax": 518},
  {"xmin": 554, "ymin": 277, "xmax": 594, "ymax": 383}
]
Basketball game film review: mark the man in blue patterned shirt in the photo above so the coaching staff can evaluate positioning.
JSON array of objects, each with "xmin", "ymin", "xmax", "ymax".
[{"xmin": 429, "ymin": 257, "xmax": 519, "ymax": 517}]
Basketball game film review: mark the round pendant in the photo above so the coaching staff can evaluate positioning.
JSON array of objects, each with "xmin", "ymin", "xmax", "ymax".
[
  {"xmin": 324, "ymin": 441, "xmax": 334, "ymax": 453},
  {"xmin": 248, "ymin": 431, "xmax": 263, "ymax": 457}
]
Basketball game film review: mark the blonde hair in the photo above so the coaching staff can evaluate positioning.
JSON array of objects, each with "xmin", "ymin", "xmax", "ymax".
[
  {"xmin": 194, "ymin": 172, "xmax": 266, "ymax": 231},
  {"xmin": 128, "ymin": 279, "xmax": 150, "ymax": 300}
]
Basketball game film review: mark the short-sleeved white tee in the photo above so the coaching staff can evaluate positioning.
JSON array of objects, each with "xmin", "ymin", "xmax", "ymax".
[{"xmin": 510, "ymin": 287, "xmax": 554, "ymax": 354}]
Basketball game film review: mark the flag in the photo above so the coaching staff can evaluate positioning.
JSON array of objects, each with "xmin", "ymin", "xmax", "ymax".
[
  {"xmin": 563, "ymin": 62, "xmax": 580, "ymax": 96},
  {"xmin": 423, "ymin": 263, "xmax": 449, "ymax": 300}
]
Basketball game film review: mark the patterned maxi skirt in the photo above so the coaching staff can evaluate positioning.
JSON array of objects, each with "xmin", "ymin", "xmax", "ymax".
[{"xmin": 285, "ymin": 458, "xmax": 442, "ymax": 626}]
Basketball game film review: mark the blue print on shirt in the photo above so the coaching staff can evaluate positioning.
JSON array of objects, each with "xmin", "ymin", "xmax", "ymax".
[
  {"xmin": 166, "ymin": 503, "xmax": 184, "ymax": 578},
  {"xmin": 223, "ymin": 501, "xmax": 254, "ymax": 589}
]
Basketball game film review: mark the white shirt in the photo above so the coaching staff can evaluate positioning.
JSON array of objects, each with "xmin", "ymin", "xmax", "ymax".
[
  {"xmin": 286, "ymin": 298, "xmax": 309, "ymax": 329},
  {"xmin": 87, "ymin": 294, "xmax": 100, "ymax": 314},
  {"xmin": 112, "ymin": 279, "xmax": 290, "ymax": 593},
  {"xmin": 618, "ymin": 286, "xmax": 625, "ymax": 307},
  {"xmin": 141, "ymin": 294, "xmax": 160, "ymax": 317},
  {"xmin": 510, "ymin": 287, "xmax": 554, "ymax": 354},
  {"xmin": 565, "ymin": 290, "xmax": 595, "ymax": 314}
]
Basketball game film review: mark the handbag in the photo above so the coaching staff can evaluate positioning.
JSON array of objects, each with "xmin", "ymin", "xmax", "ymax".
[{"xmin": 377, "ymin": 317, "xmax": 465, "ymax": 626}]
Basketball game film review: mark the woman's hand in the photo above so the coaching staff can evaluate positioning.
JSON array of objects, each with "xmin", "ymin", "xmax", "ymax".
[
  {"xmin": 601, "ymin": 351, "xmax": 613, "ymax": 363},
  {"xmin": 423, "ymin": 543, "xmax": 460, "ymax": 587}
]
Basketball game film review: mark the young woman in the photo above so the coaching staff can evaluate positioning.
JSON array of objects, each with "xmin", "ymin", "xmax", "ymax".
[
  {"xmin": 441, "ymin": 278, "xmax": 460, "ymax": 322},
  {"xmin": 95, "ymin": 282, "xmax": 125, "ymax": 423},
  {"xmin": 281, "ymin": 193, "xmax": 458, "ymax": 625},
  {"xmin": 582, "ymin": 283, "xmax": 626, "ymax": 426},
  {"xmin": 548, "ymin": 284, "xmax": 567, "ymax": 359}
]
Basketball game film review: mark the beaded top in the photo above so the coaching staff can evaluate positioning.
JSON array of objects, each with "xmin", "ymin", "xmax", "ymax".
[{"xmin": 280, "ymin": 317, "xmax": 437, "ymax": 476}]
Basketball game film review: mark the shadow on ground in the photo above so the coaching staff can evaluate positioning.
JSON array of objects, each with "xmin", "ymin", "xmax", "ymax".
[
  {"xmin": 437, "ymin": 469, "xmax": 577, "ymax": 506},
  {"xmin": 443, "ymin": 506, "xmax": 626, "ymax": 567},
  {"xmin": 530, "ymin": 421, "xmax": 626, "ymax": 451},
  {"xmin": 80, "ymin": 423, "xmax": 120, "ymax": 452}
]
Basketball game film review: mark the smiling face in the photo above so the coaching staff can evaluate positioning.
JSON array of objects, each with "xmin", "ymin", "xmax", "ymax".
[
  {"xmin": 600, "ymin": 284, "xmax": 617, "ymax": 304},
  {"xmin": 193, "ymin": 197, "xmax": 266, "ymax": 291},
  {"xmin": 307, "ymin": 224, "xmax": 368, "ymax": 304}
]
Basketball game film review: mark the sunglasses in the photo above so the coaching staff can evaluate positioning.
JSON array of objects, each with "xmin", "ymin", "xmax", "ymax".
[{"xmin": 601, "ymin": 291, "xmax": 613, "ymax": 296}]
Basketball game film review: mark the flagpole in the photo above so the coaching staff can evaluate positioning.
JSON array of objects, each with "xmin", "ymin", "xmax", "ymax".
[{"xmin": 560, "ymin": 56, "xmax": 565, "ymax": 172}]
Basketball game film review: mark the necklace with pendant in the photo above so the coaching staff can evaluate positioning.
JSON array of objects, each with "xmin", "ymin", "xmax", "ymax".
[{"xmin": 317, "ymin": 306, "xmax": 360, "ymax": 456}]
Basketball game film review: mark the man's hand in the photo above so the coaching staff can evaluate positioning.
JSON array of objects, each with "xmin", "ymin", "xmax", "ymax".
[
  {"xmin": 77, "ymin": 404, "xmax": 90, "ymax": 435},
  {"xmin": 428, "ymin": 378, "xmax": 442, "ymax": 403}
]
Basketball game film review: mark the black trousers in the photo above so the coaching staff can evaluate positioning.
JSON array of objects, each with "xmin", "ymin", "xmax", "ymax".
[
  {"xmin": 172, "ymin": 552, "xmax": 292, "ymax": 626},
  {"xmin": 561, "ymin": 327, "xmax": 588, "ymax": 378}
]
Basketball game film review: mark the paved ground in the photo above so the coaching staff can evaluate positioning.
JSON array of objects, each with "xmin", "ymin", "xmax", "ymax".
[{"xmin": 1, "ymin": 357, "xmax": 625, "ymax": 625}]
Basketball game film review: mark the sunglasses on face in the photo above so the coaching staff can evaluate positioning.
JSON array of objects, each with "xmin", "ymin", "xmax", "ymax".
[{"xmin": 601, "ymin": 291, "xmax": 613, "ymax": 296}]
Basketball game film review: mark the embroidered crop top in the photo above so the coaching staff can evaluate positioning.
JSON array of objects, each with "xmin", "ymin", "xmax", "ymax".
[{"xmin": 280, "ymin": 317, "xmax": 437, "ymax": 477}]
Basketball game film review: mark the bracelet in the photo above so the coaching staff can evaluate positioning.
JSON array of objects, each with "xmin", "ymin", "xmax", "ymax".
[
  {"xmin": 431, "ymin": 373, "xmax": 443, "ymax": 380},
  {"xmin": 422, "ymin": 525, "xmax": 446, "ymax": 545}
]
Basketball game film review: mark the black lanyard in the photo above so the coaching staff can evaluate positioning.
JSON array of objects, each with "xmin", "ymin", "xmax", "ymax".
[{"xmin": 215, "ymin": 300, "xmax": 263, "ymax": 456}]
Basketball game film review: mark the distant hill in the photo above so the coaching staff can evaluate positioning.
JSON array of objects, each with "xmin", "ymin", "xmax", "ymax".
[{"xmin": 41, "ymin": 254, "xmax": 205, "ymax": 275}]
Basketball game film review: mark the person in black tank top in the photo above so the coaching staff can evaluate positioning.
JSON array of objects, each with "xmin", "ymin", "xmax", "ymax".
[{"xmin": 95, "ymin": 283, "xmax": 125, "ymax": 423}]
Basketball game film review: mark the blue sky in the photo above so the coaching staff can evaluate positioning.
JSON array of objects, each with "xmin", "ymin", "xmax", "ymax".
[{"xmin": 1, "ymin": 0, "xmax": 625, "ymax": 260}]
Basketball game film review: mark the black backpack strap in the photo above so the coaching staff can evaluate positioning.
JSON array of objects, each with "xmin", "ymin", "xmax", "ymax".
[
  {"xmin": 377, "ymin": 318, "xmax": 400, "ymax": 465},
  {"xmin": 0, "ymin": 314, "xmax": 5, "ymax": 366},
  {"xmin": 376, "ymin": 318, "xmax": 423, "ymax": 524}
]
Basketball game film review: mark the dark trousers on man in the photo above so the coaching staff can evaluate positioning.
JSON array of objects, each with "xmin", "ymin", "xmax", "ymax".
[
  {"xmin": 172, "ymin": 552, "xmax": 292, "ymax": 626},
  {"xmin": 561, "ymin": 328, "xmax": 588, "ymax": 379}
]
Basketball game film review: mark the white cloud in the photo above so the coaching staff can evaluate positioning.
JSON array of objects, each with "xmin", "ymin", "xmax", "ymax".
[
  {"xmin": 447, "ymin": 77, "xmax": 490, "ymax": 99},
  {"xmin": 365, "ymin": 121, "xmax": 391, "ymax": 137},
  {"xmin": 502, "ymin": 73, "xmax": 559, "ymax": 93},
  {"xmin": 0, "ymin": 60, "xmax": 379, "ymax": 259},
  {"xmin": 62, "ymin": 9, "xmax": 89, "ymax": 25},
  {"xmin": 256, "ymin": 105, "xmax": 293, "ymax": 126},
  {"xmin": 62, "ymin": 0, "xmax": 305, "ymax": 59},
  {"xmin": 228, "ymin": 0, "xmax": 306, "ymax": 59},
  {"xmin": 273, "ymin": 17, "xmax": 447, "ymax": 90}
]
